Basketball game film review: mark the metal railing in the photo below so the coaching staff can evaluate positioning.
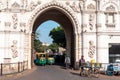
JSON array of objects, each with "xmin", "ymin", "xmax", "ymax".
[{"xmin": 0, "ymin": 61, "xmax": 28, "ymax": 75}]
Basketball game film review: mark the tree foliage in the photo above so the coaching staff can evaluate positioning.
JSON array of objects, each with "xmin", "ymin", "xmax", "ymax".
[
  {"xmin": 48, "ymin": 43, "xmax": 59, "ymax": 52},
  {"xmin": 49, "ymin": 26, "xmax": 66, "ymax": 48},
  {"xmin": 34, "ymin": 32, "xmax": 44, "ymax": 52}
]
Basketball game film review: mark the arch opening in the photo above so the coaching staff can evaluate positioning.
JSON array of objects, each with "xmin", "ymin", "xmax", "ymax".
[
  {"xmin": 31, "ymin": 8, "xmax": 76, "ymax": 68},
  {"xmin": 36, "ymin": 20, "xmax": 60, "ymax": 44}
]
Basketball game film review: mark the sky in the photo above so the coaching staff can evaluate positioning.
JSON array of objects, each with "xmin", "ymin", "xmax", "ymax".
[{"xmin": 36, "ymin": 20, "xmax": 60, "ymax": 44}]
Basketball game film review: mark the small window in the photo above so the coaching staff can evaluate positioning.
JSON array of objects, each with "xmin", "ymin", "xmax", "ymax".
[{"xmin": 105, "ymin": 5, "xmax": 116, "ymax": 27}]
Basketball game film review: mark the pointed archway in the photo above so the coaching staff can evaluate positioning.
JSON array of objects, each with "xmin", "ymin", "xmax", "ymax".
[{"xmin": 28, "ymin": 2, "xmax": 79, "ymax": 69}]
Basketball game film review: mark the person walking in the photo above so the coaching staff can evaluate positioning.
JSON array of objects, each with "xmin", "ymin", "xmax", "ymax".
[{"xmin": 65, "ymin": 56, "xmax": 70, "ymax": 69}]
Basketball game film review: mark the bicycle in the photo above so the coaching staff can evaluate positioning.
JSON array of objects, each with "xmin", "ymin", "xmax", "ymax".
[
  {"xmin": 87, "ymin": 67, "xmax": 100, "ymax": 77},
  {"xmin": 80, "ymin": 66, "xmax": 91, "ymax": 77},
  {"xmin": 80, "ymin": 63, "xmax": 101, "ymax": 77}
]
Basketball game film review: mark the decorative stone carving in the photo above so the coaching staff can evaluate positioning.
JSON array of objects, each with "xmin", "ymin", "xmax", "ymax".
[
  {"xmin": 20, "ymin": 22, "xmax": 26, "ymax": 32},
  {"xmin": 11, "ymin": 2, "xmax": 20, "ymax": 9},
  {"xmin": 82, "ymin": 24, "xmax": 87, "ymax": 32},
  {"xmin": 79, "ymin": 1, "xmax": 82, "ymax": 9},
  {"xmin": 21, "ymin": 0, "xmax": 28, "ymax": 9},
  {"xmin": 88, "ymin": 40, "xmax": 95, "ymax": 58},
  {"xmin": 87, "ymin": 3, "xmax": 95, "ymax": 10},
  {"xmin": 28, "ymin": 2, "xmax": 79, "ymax": 32},
  {"xmin": 12, "ymin": 14, "xmax": 18, "ymax": 29},
  {"xmin": 89, "ymin": 14, "xmax": 94, "ymax": 30},
  {"xmin": 10, "ymin": 2, "xmax": 21, "ymax": 13},
  {"xmin": 29, "ymin": 1, "xmax": 37, "ymax": 11},
  {"xmin": 70, "ymin": 1, "xmax": 80, "ymax": 12},
  {"xmin": 11, "ymin": 40, "xmax": 18, "ymax": 58},
  {"xmin": 0, "ymin": 0, "xmax": 40, "ymax": 12},
  {"xmin": 106, "ymin": 5, "xmax": 115, "ymax": 11},
  {"xmin": 79, "ymin": 1, "xmax": 86, "ymax": 10}
]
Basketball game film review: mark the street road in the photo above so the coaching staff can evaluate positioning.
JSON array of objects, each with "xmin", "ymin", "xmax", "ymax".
[
  {"xmin": 15, "ymin": 65, "xmax": 84, "ymax": 80},
  {"xmin": 0, "ymin": 64, "xmax": 120, "ymax": 80}
]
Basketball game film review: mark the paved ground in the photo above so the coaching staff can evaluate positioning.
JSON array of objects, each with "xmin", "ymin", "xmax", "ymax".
[{"xmin": 0, "ymin": 64, "xmax": 120, "ymax": 80}]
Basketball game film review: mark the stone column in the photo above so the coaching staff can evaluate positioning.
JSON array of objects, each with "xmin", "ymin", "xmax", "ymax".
[
  {"xmin": 74, "ymin": 33, "xmax": 79, "ymax": 70},
  {"xmin": 81, "ymin": 11, "xmax": 87, "ymax": 57},
  {"xmin": 75, "ymin": 33, "xmax": 79, "ymax": 62},
  {"xmin": 27, "ymin": 33, "xmax": 32, "ymax": 69},
  {"xmin": 96, "ymin": 0, "xmax": 101, "ymax": 62}
]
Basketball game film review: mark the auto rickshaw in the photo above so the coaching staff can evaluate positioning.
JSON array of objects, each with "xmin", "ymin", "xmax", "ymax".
[
  {"xmin": 35, "ymin": 53, "xmax": 47, "ymax": 66},
  {"xmin": 46, "ymin": 54, "xmax": 55, "ymax": 65}
]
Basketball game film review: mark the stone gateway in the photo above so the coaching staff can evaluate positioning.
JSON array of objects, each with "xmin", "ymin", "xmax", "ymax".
[{"xmin": 0, "ymin": 0, "xmax": 120, "ymax": 69}]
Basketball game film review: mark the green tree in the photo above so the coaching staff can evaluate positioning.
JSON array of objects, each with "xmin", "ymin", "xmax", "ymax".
[
  {"xmin": 34, "ymin": 32, "xmax": 44, "ymax": 52},
  {"xmin": 49, "ymin": 26, "xmax": 66, "ymax": 48},
  {"xmin": 48, "ymin": 43, "xmax": 59, "ymax": 52}
]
